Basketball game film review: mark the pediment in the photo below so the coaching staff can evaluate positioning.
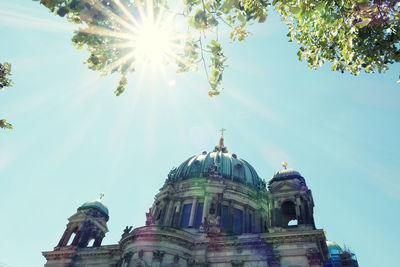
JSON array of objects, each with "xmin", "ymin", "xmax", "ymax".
[
  {"xmin": 68, "ymin": 211, "xmax": 86, "ymax": 222},
  {"xmin": 67, "ymin": 211, "xmax": 108, "ymax": 232}
]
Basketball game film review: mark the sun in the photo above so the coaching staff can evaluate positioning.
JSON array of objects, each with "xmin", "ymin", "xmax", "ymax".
[
  {"xmin": 118, "ymin": 0, "xmax": 183, "ymax": 70},
  {"xmin": 76, "ymin": 0, "xmax": 186, "ymax": 84},
  {"xmin": 130, "ymin": 16, "xmax": 177, "ymax": 66}
]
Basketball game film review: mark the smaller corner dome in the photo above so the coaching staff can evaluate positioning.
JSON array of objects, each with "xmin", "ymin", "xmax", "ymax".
[
  {"xmin": 268, "ymin": 166, "xmax": 307, "ymax": 187},
  {"xmin": 271, "ymin": 168, "xmax": 302, "ymax": 180},
  {"xmin": 326, "ymin": 240, "xmax": 343, "ymax": 254},
  {"xmin": 78, "ymin": 199, "xmax": 109, "ymax": 217}
]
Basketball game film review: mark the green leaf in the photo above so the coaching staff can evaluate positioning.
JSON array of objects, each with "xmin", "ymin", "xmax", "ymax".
[
  {"xmin": 33, "ymin": 0, "xmax": 400, "ymax": 96},
  {"xmin": 114, "ymin": 76, "xmax": 127, "ymax": 96},
  {"xmin": 0, "ymin": 62, "xmax": 13, "ymax": 89},
  {"xmin": 315, "ymin": 2, "xmax": 326, "ymax": 13},
  {"xmin": 289, "ymin": 7, "xmax": 302, "ymax": 16},
  {"xmin": 56, "ymin": 7, "xmax": 69, "ymax": 17},
  {"xmin": 355, "ymin": 18, "xmax": 372, "ymax": 28},
  {"xmin": 0, "ymin": 119, "xmax": 13, "ymax": 130}
]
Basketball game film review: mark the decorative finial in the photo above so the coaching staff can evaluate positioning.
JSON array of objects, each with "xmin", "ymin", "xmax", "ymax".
[
  {"xmin": 214, "ymin": 128, "xmax": 228, "ymax": 153},
  {"xmin": 282, "ymin": 162, "xmax": 288, "ymax": 169},
  {"xmin": 99, "ymin": 192, "xmax": 105, "ymax": 200}
]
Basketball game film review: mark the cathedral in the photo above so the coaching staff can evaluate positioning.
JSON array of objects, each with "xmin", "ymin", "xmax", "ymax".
[{"xmin": 42, "ymin": 135, "xmax": 358, "ymax": 267}]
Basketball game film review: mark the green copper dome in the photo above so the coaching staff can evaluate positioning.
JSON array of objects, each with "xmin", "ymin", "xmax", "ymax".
[
  {"xmin": 78, "ymin": 199, "xmax": 109, "ymax": 217},
  {"xmin": 268, "ymin": 166, "xmax": 306, "ymax": 186},
  {"xmin": 167, "ymin": 136, "xmax": 266, "ymax": 190},
  {"xmin": 271, "ymin": 168, "xmax": 303, "ymax": 180},
  {"xmin": 326, "ymin": 240, "xmax": 343, "ymax": 255}
]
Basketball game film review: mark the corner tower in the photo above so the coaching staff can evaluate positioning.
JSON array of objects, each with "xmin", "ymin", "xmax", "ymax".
[
  {"xmin": 268, "ymin": 163, "xmax": 316, "ymax": 230},
  {"xmin": 42, "ymin": 197, "xmax": 119, "ymax": 267},
  {"xmin": 56, "ymin": 198, "xmax": 109, "ymax": 249}
]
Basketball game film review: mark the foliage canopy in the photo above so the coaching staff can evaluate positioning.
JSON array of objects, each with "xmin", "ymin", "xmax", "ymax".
[
  {"xmin": 0, "ymin": 62, "xmax": 13, "ymax": 130},
  {"xmin": 34, "ymin": 0, "xmax": 400, "ymax": 95}
]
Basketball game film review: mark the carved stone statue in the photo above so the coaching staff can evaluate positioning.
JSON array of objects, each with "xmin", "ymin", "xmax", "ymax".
[
  {"xmin": 145, "ymin": 208, "xmax": 155, "ymax": 226},
  {"xmin": 206, "ymin": 214, "xmax": 221, "ymax": 235},
  {"xmin": 168, "ymin": 167, "xmax": 177, "ymax": 180},
  {"xmin": 199, "ymin": 217, "xmax": 209, "ymax": 233},
  {"xmin": 121, "ymin": 226, "xmax": 133, "ymax": 238},
  {"xmin": 153, "ymin": 250, "xmax": 165, "ymax": 262}
]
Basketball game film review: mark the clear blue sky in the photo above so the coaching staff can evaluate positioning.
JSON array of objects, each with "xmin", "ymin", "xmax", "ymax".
[{"xmin": 1, "ymin": 1, "xmax": 400, "ymax": 266}]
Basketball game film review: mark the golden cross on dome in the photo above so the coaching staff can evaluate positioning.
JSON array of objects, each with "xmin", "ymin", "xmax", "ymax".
[
  {"xmin": 99, "ymin": 192, "xmax": 105, "ymax": 200},
  {"xmin": 215, "ymin": 128, "xmax": 228, "ymax": 153}
]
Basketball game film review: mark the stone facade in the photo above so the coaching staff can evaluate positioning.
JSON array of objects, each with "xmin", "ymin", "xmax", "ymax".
[{"xmin": 43, "ymin": 138, "xmax": 330, "ymax": 267}]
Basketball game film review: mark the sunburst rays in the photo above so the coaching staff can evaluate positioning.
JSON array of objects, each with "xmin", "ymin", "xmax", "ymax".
[{"xmin": 78, "ymin": 0, "xmax": 190, "ymax": 77}]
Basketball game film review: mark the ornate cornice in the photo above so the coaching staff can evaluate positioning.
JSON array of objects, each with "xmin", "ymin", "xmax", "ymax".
[
  {"xmin": 42, "ymin": 245, "xmax": 121, "ymax": 262},
  {"xmin": 119, "ymin": 226, "xmax": 195, "ymax": 250}
]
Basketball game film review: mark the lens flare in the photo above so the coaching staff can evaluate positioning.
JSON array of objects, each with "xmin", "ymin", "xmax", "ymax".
[
  {"xmin": 78, "ymin": 0, "xmax": 186, "ymax": 75},
  {"xmin": 130, "ymin": 19, "xmax": 176, "ymax": 66}
]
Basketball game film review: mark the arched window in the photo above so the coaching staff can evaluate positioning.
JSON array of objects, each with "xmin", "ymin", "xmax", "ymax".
[
  {"xmin": 281, "ymin": 201, "xmax": 297, "ymax": 227},
  {"xmin": 181, "ymin": 204, "xmax": 192, "ymax": 228},
  {"xmin": 220, "ymin": 205, "xmax": 229, "ymax": 232},
  {"xmin": 67, "ymin": 232, "xmax": 76, "ymax": 246},
  {"xmin": 87, "ymin": 238, "xmax": 95, "ymax": 247},
  {"xmin": 194, "ymin": 203, "xmax": 203, "ymax": 228},
  {"xmin": 233, "ymin": 208, "xmax": 243, "ymax": 234}
]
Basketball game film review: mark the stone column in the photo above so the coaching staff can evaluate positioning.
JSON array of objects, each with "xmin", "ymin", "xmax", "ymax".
[
  {"xmin": 152, "ymin": 202, "xmax": 159, "ymax": 217},
  {"xmin": 272, "ymin": 201, "xmax": 280, "ymax": 227},
  {"xmin": 243, "ymin": 205, "xmax": 247, "ymax": 233},
  {"xmin": 260, "ymin": 216, "xmax": 264, "ymax": 233},
  {"xmin": 243, "ymin": 205, "xmax": 248, "ymax": 233},
  {"xmin": 172, "ymin": 200, "xmax": 182, "ymax": 228},
  {"xmin": 188, "ymin": 197, "xmax": 198, "ymax": 227},
  {"xmin": 299, "ymin": 198, "xmax": 307, "ymax": 224},
  {"xmin": 159, "ymin": 199, "xmax": 169, "ymax": 225},
  {"xmin": 57, "ymin": 228, "xmax": 70, "ymax": 247},
  {"xmin": 227, "ymin": 200, "xmax": 233, "ymax": 232},
  {"xmin": 72, "ymin": 229, "xmax": 82, "ymax": 246},
  {"xmin": 164, "ymin": 199, "xmax": 175, "ymax": 227},
  {"xmin": 251, "ymin": 209, "xmax": 256, "ymax": 233},
  {"xmin": 201, "ymin": 194, "xmax": 211, "ymax": 223},
  {"xmin": 93, "ymin": 232, "xmax": 104, "ymax": 247},
  {"xmin": 295, "ymin": 197, "xmax": 301, "ymax": 224},
  {"xmin": 253, "ymin": 209, "xmax": 259, "ymax": 233}
]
